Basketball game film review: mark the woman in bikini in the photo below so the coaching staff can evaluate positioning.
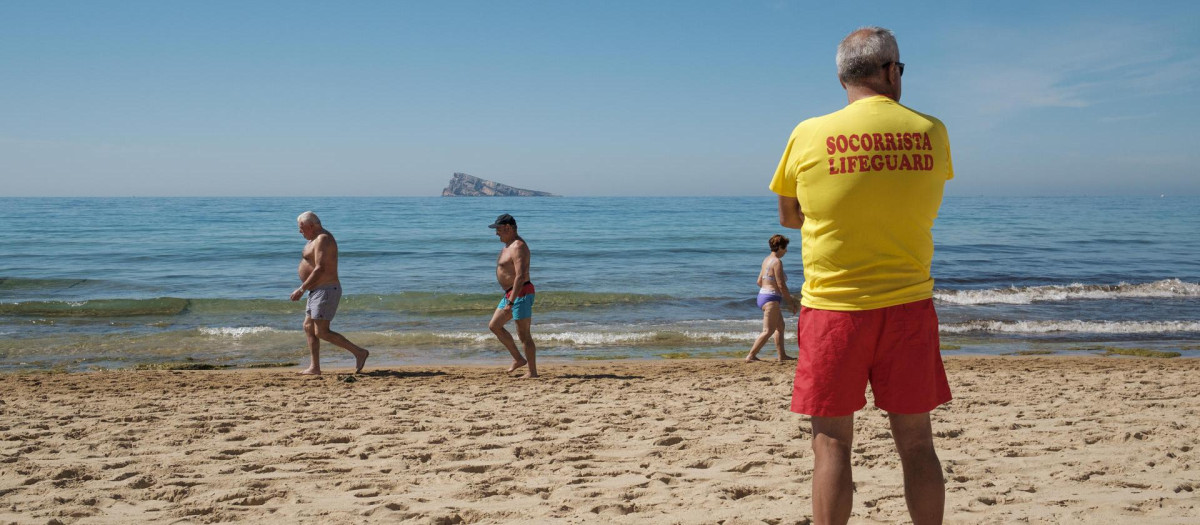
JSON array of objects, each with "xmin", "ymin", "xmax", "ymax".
[{"xmin": 746, "ymin": 234, "xmax": 797, "ymax": 362}]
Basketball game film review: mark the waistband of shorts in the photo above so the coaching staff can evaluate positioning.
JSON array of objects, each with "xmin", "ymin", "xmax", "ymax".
[
  {"xmin": 310, "ymin": 283, "xmax": 341, "ymax": 291},
  {"xmin": 504, "ymin": 281, "xmax": 535, "ymax": 298}
]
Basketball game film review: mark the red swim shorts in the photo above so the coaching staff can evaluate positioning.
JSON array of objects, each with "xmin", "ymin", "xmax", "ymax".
[{"xmin": 790, "ymin": 298, "xmax": 951, "ymax": 417}]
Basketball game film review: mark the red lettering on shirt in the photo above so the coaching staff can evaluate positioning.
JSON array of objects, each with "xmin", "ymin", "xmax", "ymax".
[{"xmin": 823, "ymin": 131, "xmax": 941, "ymax": 174}]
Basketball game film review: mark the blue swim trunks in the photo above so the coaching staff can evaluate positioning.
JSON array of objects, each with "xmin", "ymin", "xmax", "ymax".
[{"xmin": 498, "ymin": 282, "xmax": 536, "ymax": 320}]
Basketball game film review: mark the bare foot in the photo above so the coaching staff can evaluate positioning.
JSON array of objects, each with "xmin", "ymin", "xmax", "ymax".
[
  {"xmin": 355, "ymin": 350, "xmax": 369, "ymax": 373},
  {"xmin": 776, "ymin": 354, "xmax": 796, "ymax": 361},
  {"xmin": 506, "ymin": 359, "xmax": 528, "ymax": 373},
  {"xmin": 298, "ymin": 367, "xmax": 322, "ymax": 375},
  {"xmin": 519, "ymin": 372, "xmax": 538, "ymax": 379},
  {"xmin": 744, "ymin": 355, "xmax": 762, "ymax": 362}
]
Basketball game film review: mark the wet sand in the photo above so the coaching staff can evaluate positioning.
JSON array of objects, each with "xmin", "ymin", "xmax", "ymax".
[{"xmin": 1, "ymin": 356, "xmax": 1197, "ymax": 524}]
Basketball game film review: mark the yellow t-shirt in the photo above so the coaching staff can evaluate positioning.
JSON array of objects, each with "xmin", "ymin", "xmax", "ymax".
[{"xmin": 769, "ymin": 95, "xmax": 953, "ymax": 311}]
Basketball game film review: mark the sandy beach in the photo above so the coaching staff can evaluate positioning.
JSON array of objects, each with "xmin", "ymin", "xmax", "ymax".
[{"xmin": 1, "ymin": 356, "xmax": 1197, "ymax": 524}]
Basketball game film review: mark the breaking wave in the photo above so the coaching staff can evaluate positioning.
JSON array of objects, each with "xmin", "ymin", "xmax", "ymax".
[
  {"xmin": 940, "ymin": 319, "xmax": 1200, "ymax": 334},
  {"xmin": 935, "ymin": 279, "xmax": 1200, "ymax": 305}
]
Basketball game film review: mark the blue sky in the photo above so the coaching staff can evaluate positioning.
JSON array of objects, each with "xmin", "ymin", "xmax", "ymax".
[{"xmin": 2, "ymin": 1, "xmax": 1197, "ymax": 197}]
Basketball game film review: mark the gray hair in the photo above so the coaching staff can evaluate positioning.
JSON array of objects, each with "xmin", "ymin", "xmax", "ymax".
[
  {"xmin": 836, "ymin": 27, "xmax": 899, "ymax": 85},
  {"xmin": 297, "ymin": 211, "xmax": 321, "ymax": 225}
]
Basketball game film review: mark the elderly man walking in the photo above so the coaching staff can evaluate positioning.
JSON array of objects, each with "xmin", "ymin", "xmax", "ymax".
[
  {"xmin": 290, "ymin": 211, "xmax": 370, "ymax": 375},
  {"xmin": 769, "ymin": 27, "xmax": 953, "ymax": 524}
]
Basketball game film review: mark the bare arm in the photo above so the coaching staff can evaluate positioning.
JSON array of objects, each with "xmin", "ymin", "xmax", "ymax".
[
  {"xmin": 505, "ymin": 241, "xmax": 530, "ymax": 305},
  {"xmin": 291, "ymin": 235, "xmax": 332, "ymax": 301},
  {"xmin": 778, "ymin": 195, "xmax": 805, "ymax": 229}
]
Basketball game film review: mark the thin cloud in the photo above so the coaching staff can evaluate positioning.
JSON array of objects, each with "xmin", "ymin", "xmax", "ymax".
[
  {"xmin": 936, "ymin": 21, "xmax": 1196, "ymax": 120},
  {"xmin": 1097, "ymin": 113, "xmax": 1158, "ymax": 123}
]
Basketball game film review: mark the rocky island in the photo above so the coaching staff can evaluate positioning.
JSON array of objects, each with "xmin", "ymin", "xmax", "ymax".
[{"xmin": 441, "ymin": 172, "xmax": 557, "ymax": 197}]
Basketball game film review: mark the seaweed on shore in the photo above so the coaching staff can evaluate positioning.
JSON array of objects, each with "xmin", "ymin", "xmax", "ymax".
[
  {"xmin": 242, "ymin": 362, "xmax": 298, "ymax": 368},
  {"xmin": 134, "ymin": 362, "xmax": 232, "ymax": 371}
]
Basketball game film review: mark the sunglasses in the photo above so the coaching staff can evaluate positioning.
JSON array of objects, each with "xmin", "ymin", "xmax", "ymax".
[{"xmin": 882, "ymin": 61, "xmax": 905, "ymax": 76}]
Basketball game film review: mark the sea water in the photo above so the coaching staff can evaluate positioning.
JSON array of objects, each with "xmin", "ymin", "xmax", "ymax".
[{"xmin": 1, "ymin": 196, "xmax": 1197, "ymax": 371}]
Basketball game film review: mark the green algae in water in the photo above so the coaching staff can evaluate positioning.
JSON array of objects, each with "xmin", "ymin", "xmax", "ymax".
[
  {"xmin": 1101, "ymin": 347, "xmax": 1181, "ymax": 359},
  {"xmin": 576, "ymin": 355, "xmax": 633, "ymax": 361},
  {"xmin": 939, "ymin": 344, "xmax": 962, "ymax": 351},
  {"xmin": 658, "ymin": 352, "xmax": 694, "ymax": 359}
]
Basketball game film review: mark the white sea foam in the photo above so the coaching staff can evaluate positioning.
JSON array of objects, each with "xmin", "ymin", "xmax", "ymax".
[
  {"xmin": 434, "ymin": 330, "xmax": 758, "ymax": 346},
  {"xmin": 199, "ymin": 326, "xmax": 277, "ymax": 337},
  {"xmin": 940, "ymin": 320, "xmax": 1200, "ymax": 334},
  {"xmin": 935, "ymin": 279, "xmax": 1200, "ymax": 305}
]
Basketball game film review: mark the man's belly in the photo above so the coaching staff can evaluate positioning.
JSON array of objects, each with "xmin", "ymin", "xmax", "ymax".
[
  {"xmin": 299, "ymin": 261, "xmax": 314, "ymax": 282},
  {"xmin": 496, "ymin": 270, "xmax": 515, "ymax": 288}
]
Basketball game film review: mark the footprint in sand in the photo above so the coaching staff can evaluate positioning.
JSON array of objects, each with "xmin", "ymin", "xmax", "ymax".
[
  {"xmin": 589, "ymin": 503, "xmax": 637, "ymax": 516},
  {"xmin": 721, "ymin": 486, "xmax": 762, "ymax": 500}
]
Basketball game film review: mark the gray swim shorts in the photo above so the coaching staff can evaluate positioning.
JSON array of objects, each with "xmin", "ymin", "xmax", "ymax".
[{"xmin": 306, "ymin": 284, "xmax": 342, "ymax": 320}]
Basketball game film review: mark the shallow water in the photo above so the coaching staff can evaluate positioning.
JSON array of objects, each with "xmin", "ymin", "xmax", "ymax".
[{"xmin": 1, "ymin": 196, "xmax": 1197, "ymax": 370}]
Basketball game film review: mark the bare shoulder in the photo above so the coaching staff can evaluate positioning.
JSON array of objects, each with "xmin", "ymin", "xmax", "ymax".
[{"xmin": 315, "ymin": 232, "xmax": 337, "ymax": 249}]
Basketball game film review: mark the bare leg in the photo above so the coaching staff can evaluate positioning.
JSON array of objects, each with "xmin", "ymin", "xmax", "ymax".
[
  {"xmin": 746, "ymin": 303, "xmax": 779, "ymax": 362},
  {"xmin": 889, "ymin": 412, "xmax": 945, "ymax": 525},
  {"xmin": 311, "ymin": 319, "xmax": 369, "ymax": 373},
  {"xmin": 489, "ymin": 309, "xmax": 526, "ymax": 372},
  {"xmin": 812, "ymin": 415, "xmax": 855, "ymax": 525},
  {"xmin": 515, "ymin": 317, "xmax": 537, "ymax": 378},
  {"xmin": 299, "ymin": 316, "xmax": 322, "ymax": 375},
  {"xmin": 770, "ymin": 304, "xmax": 793, "ymax": 361}
]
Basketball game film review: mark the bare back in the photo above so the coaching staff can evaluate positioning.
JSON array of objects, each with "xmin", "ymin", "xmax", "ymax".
[{"xmin": 758, "ymin": 254, "xmax": 785, "ymax": 294}]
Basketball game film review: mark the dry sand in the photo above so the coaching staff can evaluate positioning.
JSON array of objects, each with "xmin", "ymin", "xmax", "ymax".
[{"xmin": 1, "ymin": 356, "xmax": 1197, "ymax": 524}]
